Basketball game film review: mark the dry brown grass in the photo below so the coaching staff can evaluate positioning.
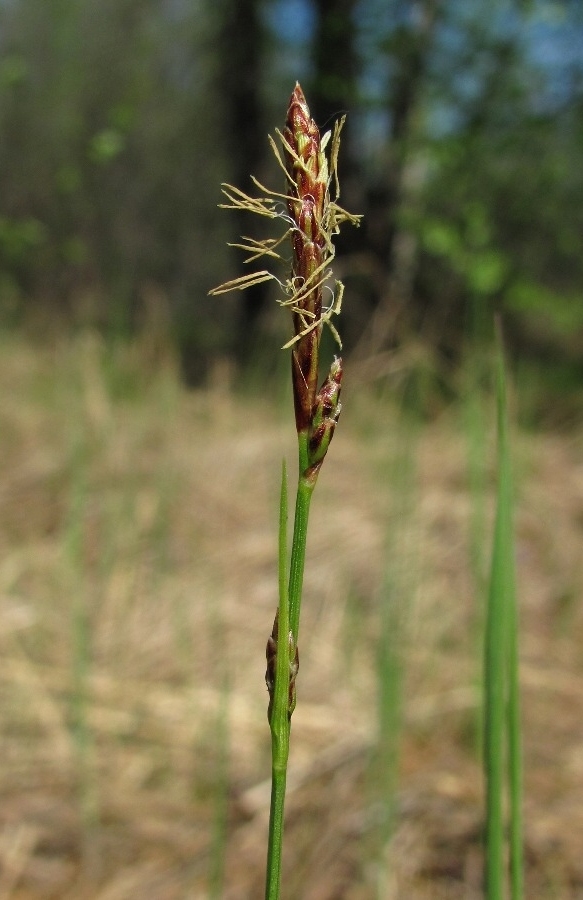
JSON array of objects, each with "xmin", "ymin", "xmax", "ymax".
[{"xmin": 0, "ymin": 332, "xmax": 582, "ymax": 899}]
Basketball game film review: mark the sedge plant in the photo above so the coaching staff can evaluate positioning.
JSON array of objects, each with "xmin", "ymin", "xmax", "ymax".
[{"xmin": 210, "ymin": 84, "xmax": 360, "ymax": 900}]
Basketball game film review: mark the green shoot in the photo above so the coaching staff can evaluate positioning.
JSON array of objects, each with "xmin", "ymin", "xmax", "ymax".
[
  {"xmin": 483, "ymin": 321, "xmax": 523, "ymax": 898},
  {"xmin": 210, "ymin": 83, "xmax": 359, "ymax": 900}
]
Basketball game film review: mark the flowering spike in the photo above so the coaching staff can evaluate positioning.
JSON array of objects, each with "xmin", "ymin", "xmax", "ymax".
[
  {"xmin": 283, "ymin": 84, "xmax": 329, "ymax": 434},
  {"xmin": 209, "ymin": 82, "xmax": 360, "ymax": 346},
  {"xmin": 210, "ymin": 83, "xmax": 360, "ymax": 472},
  {"xmin": 307, "ymin": 357, "xmax": 342, "ymax": 474}
]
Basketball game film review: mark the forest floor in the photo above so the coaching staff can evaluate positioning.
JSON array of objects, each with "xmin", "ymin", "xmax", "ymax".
[{"xmin": 0, "ymin": 332, "xmax": 582, "ymax": 899}]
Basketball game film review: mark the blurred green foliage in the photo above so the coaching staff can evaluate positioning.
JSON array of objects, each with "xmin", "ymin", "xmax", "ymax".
[{"xmin": 0, "ymin": 0, "xmax": 581, "ymax": 393}]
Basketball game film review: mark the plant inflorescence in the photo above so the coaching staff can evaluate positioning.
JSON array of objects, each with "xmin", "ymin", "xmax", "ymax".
[{"xmin": 211, "ymin": 82, "xmax": 360, "ymax": 900}]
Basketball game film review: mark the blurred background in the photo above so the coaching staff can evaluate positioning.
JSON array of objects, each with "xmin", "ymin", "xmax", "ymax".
[
  {"xmin": 1, "ymin": 1, "xmax": 583, "ymax": 898},
  {"xmin": 1, "ymin": 0, "xmax": 582, "ymax": 404}
]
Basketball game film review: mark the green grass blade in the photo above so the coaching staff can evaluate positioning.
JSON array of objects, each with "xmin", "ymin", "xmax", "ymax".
[
  {"xmin": 483, "ymin": 324, "xmax": 523, "ymax": 899},
  {"xmin": 265, "ymin": 460, "xmax": 292, "ymax": 900},
  {"xmin": 507, "ymin": 579, "xmax": 524, "ymax": 900},
  {"xmin": 288, "ymin": 433, "xmax": 315, "ymax": 643},
  {"xmin": 372, "ymin": 411, "xmax": 418, "ymax": 895},
  {"xmin": 498, "ymin": 349, "xmax": 524, "ymax": 900},
  {"xmin": 484, "ymin": 374, "xmax": 508, "ymax": 898}
]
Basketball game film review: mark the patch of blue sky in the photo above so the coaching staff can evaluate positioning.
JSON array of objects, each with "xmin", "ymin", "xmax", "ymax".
[
  {"xmin": 264, "ymin": 0, "xmax": 582, "ymax": 146},
  {"xmin": 265, "ymin": 0, "xmax": 316, "ymax": 45},
  {"xmin": 264, "ymin": 0, "xmax": 315, "ymax": 84},
  {"xmin": 355, "ymin": 0, "xmax": 409, "ymax": 93},
  {"xmin": 525, "ymin": 11, "xmax": 583, "ymax": 108}
]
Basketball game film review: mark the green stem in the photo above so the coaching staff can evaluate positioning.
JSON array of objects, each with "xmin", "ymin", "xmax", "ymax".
[
  {"xmin": 484, "ymin": 324, "xmax": 523, "ymax": 899},
  {"xmin": 265, "ymin": 431, "xmax": 319, "ymax": 898},
  {"xmin": 265, "ymin": 462, "xmax": 292, "ymax": 900},
  {"xmin": 499, "ymin": 333, "xmax": 523, "ymax": 900},
  {"xmin": 288, "ymin": 431, "xmax": 315, "ymax": 643},
  {"xmin": 266, "ymin": 763, "xmax": 288, "ymax": 900},
  {"xmin": 508, "ymin": 588, "xmax": 524, "ymax": 900},
  {"xmin": 484, "ymin": 494, "xmax": 507, "ymax": 900}
]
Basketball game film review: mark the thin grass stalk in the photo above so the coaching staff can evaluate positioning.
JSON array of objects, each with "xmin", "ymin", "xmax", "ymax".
[
  {"xmin": 210, "ymin": 83, "xmax": 359, "ymax": 899},
  {"xmin": 507, "ymin": 579, "xmax": 524, "ymax": 900},
  {"xmin": 483, "ymin": 382, "xmax": 508, "ymax": 900},
  {"xmin": 465, "ymin": 293, "xmax": 491, "ymax": 599},
  {"xmin": 497, "ymin": 329, "xmax": 524, "ymax": 900},
  {"xmin": 374, "ymin": 570, "xmax": 403, "ymax": 898},
  {"xmin": 265, "ymin": 462, "xmax": 292, "ymax": 900},
  {"xmin": 464, "ymin": 297, "xmax": 491, "ymax": 764},
  {"xmin": 372, "ymin": 408, "xmax": 418, "ymax": 894},
  {"xmin": 288, "ymin": 434, "xmax": 314, "ymax": 642},
  {"xmin": 483, "ymin": 322, "xmax": 523, "ymax": 899}
]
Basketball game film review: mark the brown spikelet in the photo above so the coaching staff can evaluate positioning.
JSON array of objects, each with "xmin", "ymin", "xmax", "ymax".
[
  {"xmin": 209, "ymin": 82, "xmax": 360, "ymax": 467},
  {"xmin": 283, "ymin": 84, "xmax": 328, "ymax": 433},
  {"xmin": 265, "ymin": 610, "xmax": 299, "ymax": 722}
]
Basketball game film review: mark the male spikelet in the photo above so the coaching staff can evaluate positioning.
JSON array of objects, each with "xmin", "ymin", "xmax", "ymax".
[{"xmin": 210, "ymin": 83, "xmax": 360, "ymax": 480}]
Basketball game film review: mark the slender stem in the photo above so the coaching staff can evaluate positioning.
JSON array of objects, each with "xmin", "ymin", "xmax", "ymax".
[
  {"xmin": 508, "ymin": 589, "xmax": 524, "ymax": 900},
  {"xmin": 497, "ymin": 328, "xmax": 523, "ymax": 900},
  {"xmin": 288, "ymin": 431, "xmax": 315, "ymax": 643},
  {"xmin": 484, "ymin": 326, "xmax": 523, "ymax": 899},
  {"xmin": 484, "ymin": 348, "xmax": 509, "ymax": 900},
  {"xmin": 265, "ymin": 437, "xmax": 316, "ymax": 899},
  {"xmin": 266, "ymin": 763, "xmax": 288, "ymax": 900},
  {"xmin": 484, "ymin": 490, "xmax": 507, "ymax": 900},
  {"xmin": 265, "ymin": 462, "xmax": 292, "ymax": 900}
]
